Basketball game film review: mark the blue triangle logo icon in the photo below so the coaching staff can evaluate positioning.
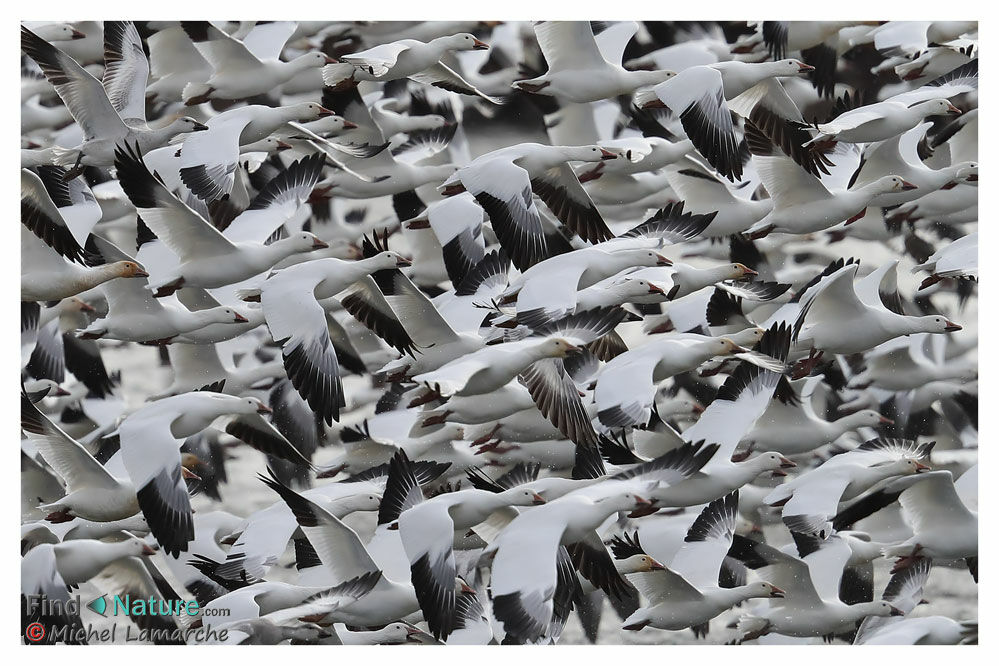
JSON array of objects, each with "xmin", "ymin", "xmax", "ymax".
[{"xmin": 87, "ymin": 595, "xmax": 107, "ymax": 616}]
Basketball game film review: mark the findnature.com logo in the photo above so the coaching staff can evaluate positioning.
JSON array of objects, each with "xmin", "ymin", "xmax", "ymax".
[{"xmin": 23, "ymin": 593, "xmax": 230, "ymax": 644}]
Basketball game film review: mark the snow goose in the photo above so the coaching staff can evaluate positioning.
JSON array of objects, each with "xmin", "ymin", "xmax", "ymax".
[
  {"xmin": 741, "ymin": 377, "xmax": 892, "ymax": 455},
  {"xmin": 21, "ymin": 536, "xmax": 157, "ymax": 640},
  {"xmin": 439, "ymin": 142, "xmax": 621, "ymax": 268},
  {"xmin": 513, "ymin": 21, "xmax": 676, "ymax": 103},
  {"xmin": 791, "ymin": 262, "xmax": 962, "ymax": 364},
  {"xmin": 199, "ymin": 572, "xmax": 381, "ymax": 641},
  {"xmin": 386, "ymin": 449, "xmax": 545, "ymax": 639},
  {"xmin": 802, "ymin": 90, "xmax": 966, "ymax": 148},
  {"xmin": 114, "ymin": 143, "xmax": 328, "ymax": 295},
  {"xmin": 180, "ymin": 21, "xmax": 333, "ymax": 104},
  {"xmin": 256, "ymin": 469, "xmax": 423, "ymax": 627},
  {"xmin": 144, "ymin": 24, "xmax": 212, "ymax": 104},
  {"xmin": 21, "ymin": 544, "xmax": 86, "ymax": 642},
  {"xmin": 21, "ymin": 166, "xmax": 101, "ymax": 265},
  {"xmin": 308, "ymin": 86, "xmax": 457, "ymax": 199},
  {"xmin": 20, "ymin": 24, "xmax": 208, "ymax": 173},
  {"xmin": 621, "ymin": 492, "xmax": 785, "ymax": 633},
  {"xmin": 333, "ymin": 622, "xmax": 432, "ymax": 645},
  {"xmin": 116, "ymin": 391, "xmax": 299, "ymax": 556},
  {"xmin": 324, "ymin": 33, "xmax": 501, "ymax": 104},
  {"xmin": 914, "ymin": 231, "xmax": 978, "ymax": 289},
  {"xmin": 729, "ymin": 532, "xmax": 902, "ymax": 641},
  {"xmin": 253, "ymin": 244, "xmax": 411, "ymax": 424},
  {"xmin": 879, "ymin": 469, "xmax": 978, "ymax": 580},
  {"xmin": 484, "ymin": 489, "xmax": 655, "ymax": 643},
  {"xmin": 215, "ymin": 481, "xmax": 388, "ymax": 584},
  {"xmin": 850, "ymin": 122, "xmax": 977, "ymax": 208},
  {"xmin": 21, "ymin": 390, "xmax": 138, "ymax": 523},
  {"xmin": 743, "ymin": 120, "xmax": 918, "ymax": 238},
  {"xmin": 618, "ymin": 323, "xmax": 797, "ymax": 508},
  {"xmin": 638, "ymin": 59, "xmax": 814, "ymax": 180},
  {"xmin": 173, "ymin": 102, "xmax": 364, "ymax": 203},
  {"xmin": 854, "ymin": 555, "xmax": 976, "ymax": 644},
  {"xmin": 664, "ymin": 158, "xmax": 772, "ymax": 237},
  {"xmin": 593, "ymin": 332, "xmax": 772, "ymax": 429},
  {"xmin": 501, "ymin": 241, "xmax": 681, "ymax": 324},
  {"xmin": 21, "ymin": 228, "xmax": 147, "ymax": 302},
  {"xmin": 76, "ymin": 274, "xmax": 249, "ymax": 344},
  {"xmin": 764, "ymin": 437, "xmax": 934, "ymax": 537}
]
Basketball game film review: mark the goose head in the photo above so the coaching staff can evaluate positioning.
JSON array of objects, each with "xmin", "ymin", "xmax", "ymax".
[
  {"xmin": 840, "ymin": 409, "xmax": 894, "ymax": 429},
  {"xmin": 772, "ymin": 58, "xmax": 815, "ymax": 75},
  {"xmin": 619, "ymin": 277, "xmax": 667, "ymax": 298},
  {"xmin": 378, "ymin": 622, "xmax": 431, "ymax": 644},
  {"xmin": 227, "ymin": 395, "xmax": 273, "ymax": 415},
  {"xmin": 915, "ymin": 314, "xmax": 963, "ymax": 334},
  {"xmin": 617, "ymin": 554, "xmax": 667, "ymax": 574},
  {"xmin": 718, "ymin": 337, "xmax": 750, "ymax": 355},
  {"xmin": 241, "ymin": 137, "xmax": 294, "ymax": 153},
  {"xmin": 277, "ymin": 232, "xmax": 330, "ymax": 254},
  {"xmin": 616, "ymin": 247, "xmax": 673, "ymax": 267},
  {"xmin": 168, "ymin": 116, "xmax": 210, "ymax": 134},
  {"xmin": 123, "ymin": 536, "xmax": 159, "ymax": 557},
  {"xmin": 726, "ymin": 262, "xmax": 759, "ymax": 281},
  {"xmin": 36, "ymin": 23, "xmax": 87, "ymax": 41},
  {"xmin": 338, "ymin": 492, "xmax": 382, "ymax": 514},
  {"xmin": 367, "ymin": 250, "xmax": 412, "ymax": 270},
  {"xmin": 111, "ymin": 260, "xmax": 148, "ymax": 279},
  {"xmin": 289, "ymin": 101, "xmax": 336, "ymax": 121},
  {"xmin": 540, "ymin": 337, "xmax": 581, "ymax": 359},
  {"xmin": 873, "ymin": 175, "xmax": 919, "ymax": 195},
  {"xmin": 499, "ymin": 486, "xmax": 547, "ymax": 507},
  {"xmin": 289, "ymin": 51, "xmax": 337, "ymax": 71},
  {"xmin": 598, "ymin": 491, "xmax": 653, "ymax": 514},
  {"xmin": 912, "ymin": 98, "xmax": 962, "ymax": 118},
  {"xmin": 447, "ymin": 33, "xmax": 490, "ymax": 51},
  {"xmin": 204, "ymin": 306, "xmax": 251, "ymax": 325},
  {"xmin": 562, "ymin": 144, "xmax": 620, "ymax": 163},
  {"xmin": 884, "ymin": 457, "xmax": 932, "ymax": 477},
  {"xmin": 745, "ymin": 581, "xmax": 786, "ymax": 599},
  {"xmin": 632, "ymin": 69, "xmax": 678, "ymax": 88},
  {"xmin": 861, "ymin": 601, "xmax": 905, "ymax": 619},
  {"xmin": 750, "ymin": 451, "xmax": 797, "ymax": 477}
]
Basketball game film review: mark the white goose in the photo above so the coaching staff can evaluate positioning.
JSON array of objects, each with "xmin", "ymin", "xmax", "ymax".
[
  {"xmin": 21, "ymin": 390, "xmax": 138, "ymax": 523},
  {"xmin": 115, "ymin": 143, "xmax": 329, "ymax": 295},
  {"xmin": 438, "ymin": 142, "xmax": 622, "ymax": 268},
  {"xmin": 741, "ymin": 377, "xmax": 892, "ymax": 455},
  {"xmin": 324, "ymin": 33, "xmax": 500, "ymax": 103},
  {"xmin": 386, "ymin": 450, "xmax": 546, "ymax": 640},
  {"xmin": 764, "ymin": 437, "xmax": 933, "ymax": 537},
  {"xmin": 622, "ymin": 492, "xmax": 786, "ymax": 633},
  {"xmin": 173, "ymin": 102, "xmax": 353, "ymax": 203},
  {"xmin": 180, "ymin": 21, "xmax": 333, "ymax": 104},
  {"xmin": 21, "ymin": 228, "xmax": 148, "ymax": 302},
  {"xmin": 850, "ymin": 122, "xmax": 977, "ymax": 207},
  {"xmin": 257, "ymin": 469, "xmax": 424, "ymax": 627},
  {"xmin": 639, "ymin": 59, "xmax": 813, "ymax": 180},
  {"xmin": 21, "ymin": 23, "xmax": 208, "ymax": 172},
  {"xmin": 880, "ymin": 468, "xmax": 978, "ymax": 579},
  {"xmin": 253, "ymin": 245, "xmax": 411, "ymax": 424},
  {"xmin": 730, "ymin": 532, "xmax": 902, "ymax": 641},
  {"xmin": 513, "ymin": 21, "xmax": 676, "ymax": 103},
  {"xmin": 114, "ymin": 391, "xmax": 296, "ymax": 556},
  {"xmin": 593, "ymin": 332, "xmax": 767, "ymax": 429},
  {"xmin": 744, "ymin": 120, "xmax": 918, "ymax": 237},
  {"xmin": 485, "ymin": 489, "xmax": 654, "ymax": 643},
  {"xmin": 792, "ymin": 261, "xmax": 962, "ymax": 360},
  {"xmin": 618, "ymin": 323, "xmax": 798, "ymax": 508}
]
